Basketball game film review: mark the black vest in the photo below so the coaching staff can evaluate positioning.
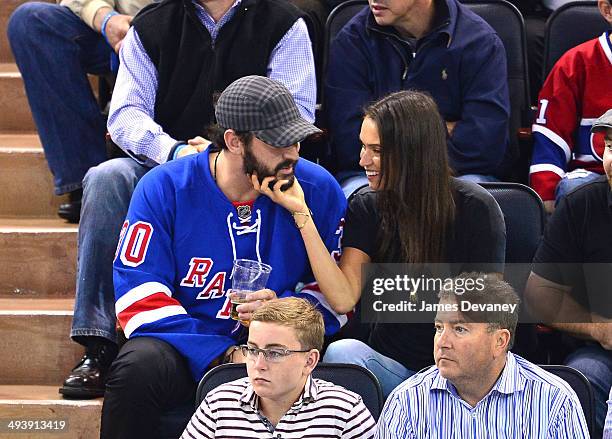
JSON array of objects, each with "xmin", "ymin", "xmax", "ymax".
[{"xmin": 133, "ymin": 0, "xmax": 302, "ymax": 140}]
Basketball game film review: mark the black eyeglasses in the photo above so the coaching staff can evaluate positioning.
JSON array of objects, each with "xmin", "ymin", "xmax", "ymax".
[{"xmin": 239, "ymin": 345, "xmax": 310, "ymax": 363}]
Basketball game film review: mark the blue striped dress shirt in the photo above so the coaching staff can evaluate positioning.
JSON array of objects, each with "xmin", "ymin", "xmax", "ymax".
[
  {"xmin": 375, "ymin": 353, "xmax": 590, "ymax": 438},
  {"xmin": 604, "ymin": 386, "xmax": 612, "ymax": 439},
  {"xmin": 108, "ymin": 0, "xmax": 316, "ymax": 166}
]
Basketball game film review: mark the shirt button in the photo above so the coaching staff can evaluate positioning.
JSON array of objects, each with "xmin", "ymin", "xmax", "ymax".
[{"xmin": 472, "ymin": 412, "xmax": 477, "ymax": 418}]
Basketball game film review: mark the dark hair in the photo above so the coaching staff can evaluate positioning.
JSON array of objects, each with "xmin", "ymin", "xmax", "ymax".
[
  {"xmin": 364, "ymin": 90, "xmax": 455, "ymax": 263},
  {"xmin": 205, "ymin": 124, "xmax": 253, "ymax": 151},
  {"xmin": 438, "ymin": 272, "xmax": 520, "ymax": 350}
]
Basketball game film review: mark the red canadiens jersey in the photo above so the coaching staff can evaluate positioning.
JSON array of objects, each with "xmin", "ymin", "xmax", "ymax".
[{"xmin": 530, "ymin": 32, "xmax": 612, "ymax": 201}]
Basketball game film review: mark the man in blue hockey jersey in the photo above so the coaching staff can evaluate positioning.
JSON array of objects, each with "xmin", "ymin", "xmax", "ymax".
[{"xmin": 102, "ymin": 75, "xmax": 347, "ymax": 438}]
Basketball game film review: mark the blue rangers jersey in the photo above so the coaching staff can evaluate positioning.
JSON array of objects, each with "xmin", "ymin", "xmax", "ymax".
[{"xmin": 113, "ymin": 148, "xmax": 347, "ymax": 380}]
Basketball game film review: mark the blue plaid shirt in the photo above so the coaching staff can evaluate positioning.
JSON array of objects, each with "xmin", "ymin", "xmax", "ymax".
[{"xmin": 108, "ymin": 0, "xmax": 316, "ymax": 166}]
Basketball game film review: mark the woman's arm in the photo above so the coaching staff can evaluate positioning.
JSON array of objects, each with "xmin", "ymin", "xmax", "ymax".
[{"xmin": 252, "ymin": 175, "xmax": 367, "ymax": 314}]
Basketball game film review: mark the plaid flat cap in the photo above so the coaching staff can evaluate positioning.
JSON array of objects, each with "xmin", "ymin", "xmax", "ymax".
[
  {"xmin": 215, "ymin": 76, "xmax": 321, "ymax": 147},
  {"xmin": 591, "ymin": 109, "xmax": 612, "ymax": 133}
]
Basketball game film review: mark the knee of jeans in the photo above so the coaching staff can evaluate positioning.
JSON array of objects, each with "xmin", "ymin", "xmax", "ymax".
[
  {"xmin": 8, "ymin": 3, "xmax": 54, "ymax": 44},
  {"xmin": 323, "ymin": 339, "xmax": 368, "ymax": 365},
  {"xmin": 566, "ymin": 352, "xmax": 612, "ymax": 388},
  {"xmin": 83, "ymin": 159, "xmax": 139, "ymax": 198}
]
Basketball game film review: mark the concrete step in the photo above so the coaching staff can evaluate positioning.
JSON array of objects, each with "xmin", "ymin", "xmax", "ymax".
[
  {"xmin": 0, "ymin": 219, "xmax": 77, "ymax": 298},
  {"xmin": 0, "ymin": 0, "xmax": 55, "ymax": 63},
  {"xmin": 0, "ymin": 63, "xmax": 36, "ymax": 132},
  {"xmin": 0, "ymin": 385, "xmax": 101, "ymax": 438},
  {"xmin": 0, "ymin": 298, "xmax": 82, "ymax": 385},
  {"xmin": 0, "ymin": 134, "xmax": 70, "ymax": 217}
]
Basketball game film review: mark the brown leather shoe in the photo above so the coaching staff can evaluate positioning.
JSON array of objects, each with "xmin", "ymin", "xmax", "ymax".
[{"xmin": 59, "ymin": 341, "xmax": 117, "ymax": 399}]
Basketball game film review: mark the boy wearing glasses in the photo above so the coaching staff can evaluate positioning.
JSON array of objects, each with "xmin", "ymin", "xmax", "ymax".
[{"xmin": 181, "ymin": 297, "xmax": 376, "ymax": 438}]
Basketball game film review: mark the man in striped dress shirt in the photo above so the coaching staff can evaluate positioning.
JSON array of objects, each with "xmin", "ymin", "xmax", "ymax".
[
  {"xmin": 181, "ymin": 297, "xmax": 376, "ymax": 438},
  {"xmin": 376, "ymin": 273, "xmax": 589, "ymax": 438}
]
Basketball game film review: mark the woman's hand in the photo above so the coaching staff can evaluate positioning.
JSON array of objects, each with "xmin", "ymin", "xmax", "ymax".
[{"xmin": 250, "ymin": 173, "xmax": 308, "ymax": 214}]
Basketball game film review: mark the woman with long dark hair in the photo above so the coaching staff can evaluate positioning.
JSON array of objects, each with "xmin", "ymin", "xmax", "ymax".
[{"xmin": 253, "ymin": 90, "xmax": 506, "ymax": 397}]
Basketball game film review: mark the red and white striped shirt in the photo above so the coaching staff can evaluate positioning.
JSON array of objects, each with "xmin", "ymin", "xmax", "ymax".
[{"xmin": 181, "ymin": 376, "xmax": 376, "ymax": 439}]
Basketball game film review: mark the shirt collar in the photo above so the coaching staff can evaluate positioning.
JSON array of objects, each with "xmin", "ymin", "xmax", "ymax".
[
  {"xmin": 191, "ymin": 0, "xmax": 243, "ymax": 39},
  {"xmin": 366, "ymin": 0, "xmax": 453, "ymax": 46},
  {"xmin": 240, "ymin": 375, "xmax": 318, "ymax": 412},
  {"xmin": 431, "ymin": 352, "xmax": 525, "ymax": 398}
]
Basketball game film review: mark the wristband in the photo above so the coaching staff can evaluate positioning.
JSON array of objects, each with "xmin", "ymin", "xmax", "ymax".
[
  {"xmin": 100, "ymin": 10, "xmax": 119, "ymax": 47},
  {"xmin": 167, "ymin": 142, "xmax": 187, "ymax": 161}
]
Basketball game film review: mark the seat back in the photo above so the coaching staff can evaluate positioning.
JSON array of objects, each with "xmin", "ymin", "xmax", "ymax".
[
  {"xmin": 543, "ymin": 1, "xmax": 609, "ymax": 79},
  {"xmin": 321, "ymin": 0, "xmax": 369, "ymax": 110},
  {"xmin": 462, "ymin": 0, "xmax": 530, "ymax": 179},
  {"xmin": 540, "ymin": 364, "xmax": 595, "ymax": 436},
  {"xmin": 479, "ymin": 182, "xmax": 545, "ymax": 288},
  {"xmin": 196, "ymin": 362, "xmax": 384, "ymax": 420},
  {"xmin": 480, "ymin": 182, "xmax": 546, "ymax": 362}
]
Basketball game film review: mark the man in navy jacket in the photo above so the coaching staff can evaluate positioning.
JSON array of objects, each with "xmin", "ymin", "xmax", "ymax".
[{"xmin": 325, "ymin": 0, "xmax": 511, "ymax": 195}]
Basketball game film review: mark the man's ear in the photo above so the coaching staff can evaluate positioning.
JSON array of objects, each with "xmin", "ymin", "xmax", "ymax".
[
  {"xmin": 495, "ymin": 329, "xmax": 511, "ymax": 355},
  {"xmin": 304, "ymin": 349, "xmax": 320, "ymax": 375},
  {"xmin": 599, "ymin": 0, "xmax": 612, "ymax": 22},
  {"xmin": 224, "ymin": 129, "xmax": 243, "ymax": 154}
]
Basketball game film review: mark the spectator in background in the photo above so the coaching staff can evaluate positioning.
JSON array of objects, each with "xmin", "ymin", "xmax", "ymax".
[
  {"xmin": 324, "ymin": 0, "xmax": 511, "ymax": 197},
  {"xmin": 525, "ymin": 110, "xmax": 612, "ymax": 435},
  {"xmin": 55, "ymin": 0, "xmax": 318, "ymax": 402},
  {"xmin": 7, "ymin": 0, "xmax": 152, "ymax": 223},
  {"xmin": 103, "ymin": 76, "xmax": 346, "ymax": 437},
  {"xmin": 256, "ymin": 90, "xmax": 506, "ymax": 398},
  {"xmin": 529, "ymin": 0, "xmax": 612, "ymax": 214},
  {"xmin": 181, "ymin": 298, "xmax": 375, "ymax": 439},
  {"xmin": 376, "ymin": 273, "xmax": 589, "ymax": 439}
]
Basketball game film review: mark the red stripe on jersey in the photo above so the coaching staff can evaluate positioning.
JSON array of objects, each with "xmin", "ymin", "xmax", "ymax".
[
  {"xmin": 117, "ymin": 292, "xmax": 181, "ymax": 330},
  {"xmin": 302, "ymin": 282, "xmax": 321, "ymax": 292}
]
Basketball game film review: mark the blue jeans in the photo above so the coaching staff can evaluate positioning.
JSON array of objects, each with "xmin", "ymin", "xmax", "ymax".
[
  {"xmin": 565, "ymin": 344, "xmax": 612, "ymax": 435},
  {"xmin": 555, "ymin": 169, "xmax": 601, "ymax": 207},
  {"xmin": 323, "ymin": 339, "xmax": 416, "ymax": 398},
  {"xmin": 336, "ymin": 171, "xmax": 499, "ymax": 199},
  {"xmin": 71, "ymin": 158, "xmax": 150, "ymax": 344},
  {"xmin": 7, "ymin": 3, "xmax": 110, "ymax": 195}
]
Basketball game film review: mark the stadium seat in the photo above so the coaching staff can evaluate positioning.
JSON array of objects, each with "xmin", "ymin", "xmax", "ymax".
[
  {"xmin": 543, "ymin": 1, "xmax": 609, "ymax": 79},
  {"xmin": 541, "ymin": 364, "xmax": 596, "ymax": 436},
  {"xmin": 462, "ymin": 0, "xmax": 531, "ymax": 182},
  {"xmin": 479, "ymin": 182, "xmax": 545, "ymax": 362},
  {"xmin": 196, "ymin": 362, "xmax": 384, "ymax": 420}
]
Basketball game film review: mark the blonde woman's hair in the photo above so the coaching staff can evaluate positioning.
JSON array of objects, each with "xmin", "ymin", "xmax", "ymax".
[{"xmin": 251, "ymin": 297, "xmax": 324, "ymax": 351}]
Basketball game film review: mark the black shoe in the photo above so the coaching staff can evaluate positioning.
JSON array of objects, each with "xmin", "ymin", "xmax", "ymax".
[
  {"xmin": 59, "ymin": 339, "xmax": 118, "ymax": 399},
  {"xmin": 58, "ymin": 189, "xmax": 82, "ymax": 224}
]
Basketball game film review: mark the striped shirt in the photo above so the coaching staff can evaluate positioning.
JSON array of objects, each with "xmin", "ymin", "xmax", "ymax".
[
  {"xmin": 181, "ymin": 376, "xmax": 376, "ymax": 439},
  {"xmin": 604, "ymin": 386, "xmax": 612, "ymax": 439},
  {"xmin": 375, "ymin": 353, "xmax": 590, "ymax": 439},
  {"xmin": 108, "ymin": 0, "xmax": 316, "ymax": 166}
]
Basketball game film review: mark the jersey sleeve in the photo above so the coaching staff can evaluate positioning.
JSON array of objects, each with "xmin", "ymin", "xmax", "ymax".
[
  {"xmin": 113, "ymin": 169, "xmax": 235, "ymax": 381},
  {"xmin": 291, "ymin": 174, "xmax": 349, "ymax": 334},
  {"xmin": 530, "ymin": 50, "xmax": 584, "ymax": 201}
]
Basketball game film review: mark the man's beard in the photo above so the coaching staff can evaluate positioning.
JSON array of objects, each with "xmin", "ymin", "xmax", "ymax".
[{"xmin": 243, "ymin": 144, "xmax": 296, "ymax": 192}]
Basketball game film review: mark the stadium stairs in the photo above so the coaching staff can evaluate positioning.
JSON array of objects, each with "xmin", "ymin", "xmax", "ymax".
[{"xmin": 0, "ymin": 0, "xmax": 103, "ymax": 436}]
